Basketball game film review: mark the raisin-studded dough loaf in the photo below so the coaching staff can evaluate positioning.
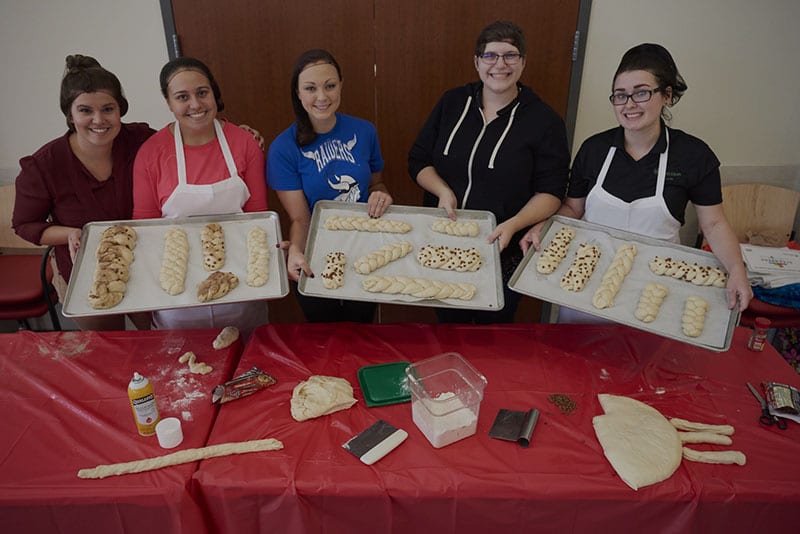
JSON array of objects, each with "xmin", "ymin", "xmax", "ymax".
[
  {"xmin": 159, "ymin": 228, "xmax": 189, "ymax": 296},
  {"xmin": 559, "ymin": 243, "xmax": 601, "ymax": 292},
  {"xmin": 353, "ymin": 242, "xmax": 413, "ymax": 274},
  {"xmin": 321, "ymin": 251, "xmax": 346, "ymax": 289},
  {"xmin": 246, "ymin": 226, "xmax": 270, "ymax": 287},
  {"xmin": 649, "ymin": 256, "xmax": 727, "ymax": 288},
  {"xmin": 536, "ymin": 226, "xmax": 576, "ymax": 274},
  {"xmin": 201, "ymin": 223, "xmax": 225, "ymax": 271},
  {"xmin": 417, "ymin": 244, "xmax": 482, "ymax": 272},
  {"xmin": 592, "ymin": 244, "xmax": 637, "ymax": 309},
  {"xmin": 323, "ymin": 215, "xmax": 411, "ymax": 233},
  {"xmin": 430, "ymin": 218, "xmax": 480, "ymax": 237},
  {"xmin": 362, "ymin": 275, "xmax": 476, "ymax": 300},
  {"xmin": 634, "ymin": 283, "xmax": 669, "ymax": 323}
]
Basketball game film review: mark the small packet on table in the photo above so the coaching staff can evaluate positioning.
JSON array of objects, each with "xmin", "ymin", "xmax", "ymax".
[
  {"xmin": 212, "ymin": 366, "xmax": 276, "ymax": 404},
  {"xmin": 764, "ymin": 382, "xmax": 800, "ymax": 424}
]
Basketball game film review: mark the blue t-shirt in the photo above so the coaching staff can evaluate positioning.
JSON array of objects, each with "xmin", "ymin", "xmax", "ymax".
[{"xmin": 267, "ymin": 113, "xmax": 384, "ymax": 209}]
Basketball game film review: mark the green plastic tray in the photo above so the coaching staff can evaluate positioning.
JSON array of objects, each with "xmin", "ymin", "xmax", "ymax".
[{"xmin": 357, "ymin": 362, "xmax": 411, "ymax": 407}]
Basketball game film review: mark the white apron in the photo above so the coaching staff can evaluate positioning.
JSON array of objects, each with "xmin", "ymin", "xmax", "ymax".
[
  {"xmin": 154, "ymin": 119, "xmax": 267, "ymax": 331},
  {"xmin": 559, "ymin": 128, "xmax": 681, "ymax": 324}
]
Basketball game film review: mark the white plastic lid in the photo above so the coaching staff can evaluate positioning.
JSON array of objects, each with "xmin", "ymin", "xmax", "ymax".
[{"xmin": 155, "ymin": 417, "xmax": 183, "ymax": 449}]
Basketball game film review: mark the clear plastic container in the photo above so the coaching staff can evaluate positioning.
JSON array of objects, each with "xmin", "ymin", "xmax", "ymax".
[{"xmin": 405, "ymin": 352, "xmax": 488, "ymax": 448}]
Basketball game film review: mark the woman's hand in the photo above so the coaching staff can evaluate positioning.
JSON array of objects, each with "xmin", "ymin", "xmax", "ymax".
[
  {"xmin": 437, "ymin": 188, "xmax": 458, "ymax": 220},
  {"xmin": 726, "ymin": 268, "xmax": 753, "ymax": 311},
  {"xmin": 286, "ymin": 243, "xmax": 312, "ymax": 282},
  {"xmin": 239, "ymin": 124, "xmax": 265, "ymax": 152},
  {"xmin": 487, "ymin": 219, "xmax": 516, "ymax": 252},
  {"xmin": 67, "ymin": 228, "xmax": 82, "ymax": 262},
  {"xmin": 367, "ymin": 191, "xmax": 392, "ymax": 218},
  {"xmin": 519, "ymin": 221, "xmax": 546, "ymax": 255}
]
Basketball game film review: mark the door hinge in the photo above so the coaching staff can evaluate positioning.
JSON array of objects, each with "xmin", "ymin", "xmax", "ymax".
[
  {"xmin": 172, "ymin": 34, "xmax": 182, "ymax": 58},
  {"xmin": 572, "ymin": 30, "xmax": 581, "ymax": 62}
]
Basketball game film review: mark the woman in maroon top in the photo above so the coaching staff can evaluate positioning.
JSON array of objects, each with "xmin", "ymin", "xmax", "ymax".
[{"xmin": 12, "ymin": 55, "xmax": 154, "ymax": 330}]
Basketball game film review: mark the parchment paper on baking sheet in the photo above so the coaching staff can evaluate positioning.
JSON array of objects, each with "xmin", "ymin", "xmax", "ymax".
[
  {"xmin": 509, "ymin": 215, "xmax": 739, "ymax": 352},
  {"xmin": 63, "ymin": 212, "xmax": 288, "ymax": 317},
  {"xmin": 298, "ymin": 201, "xmax": 504, "ymax": 311}
]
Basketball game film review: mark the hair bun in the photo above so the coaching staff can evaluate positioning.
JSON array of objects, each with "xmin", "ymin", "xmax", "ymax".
[{"xmin": 65, "ymin": 54, "xmax": 102, "ymax": 74}]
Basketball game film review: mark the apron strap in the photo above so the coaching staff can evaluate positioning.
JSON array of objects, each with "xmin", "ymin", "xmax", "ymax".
[
  {"xmin": 213, "ymin": 119, "xmax": 240, "ymax": 178},
  {"xmin": 173, "ymin": 119, "xmax": 239, "ymax": 187}
]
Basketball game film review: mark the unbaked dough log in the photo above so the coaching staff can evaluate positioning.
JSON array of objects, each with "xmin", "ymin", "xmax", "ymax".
[
  {"xmin": 592, "ymin": 244, "xmax": 637, "ymax": 309},
  {"xmin": 324, "ymin": 215, "xmax": 411, "ymax": 233},
  {"xmin": 321, "ymin": 251, "xmax": 346, "ymax": 289},
  {"xmin": 681, "ymin": 295, "xmax": 709, "ymax": 337},
  {"xmin": 682, "ymin": 447, "xmax": 746, "ymax": 466},
  {"xmin": 246, "ymin": 226, "xmax": 270, "ymax": 287},
  {"xmin": 417, "ymin": 244, "xmax": 482, "ymax": 272},
  {"xmin": 536, "ymin": 226, "xmax": 576, "ymax": 274},
  {"xmin": 634, "ymin": 283, "xmax": 669, "ymax": 323},
  {"xmin": 159, "ymin": 228, "xmax": 189, "ymax": 295},
  {"xmin": 649, "ymin": 256, "xmax": 727, "ymax": 288},
  {"xmin": 89, "ymin": 225, "xmax": 136, "ymax": 309},
  {"xmin": 77, "ymin": 438, "xmax": 283, "ymax": 479},
  {"xmin": 197, "ymin": 271, "xmax": 238, "ymax": 303},
  {"xmin": 677, "ymin": 431, "xmax": 733, "ymax": 445},
  {"xmin": 362, "ymin": 275, "xmax": 476, "ymax": 300},
  {"xmin": 178, "ymin": 351, "xmax": 213, "ymax": 374},
  {"xmin": 213, "ymin": 326, "xmax": 240, "ymax": 349},
  {"xmin": 431, "ymin": 218, "xmax": 479, "ymax": 237},
  {"xmin": 201, "ymin": 223, "xmax": 225, "ymax": 271},
  {"xmin": 354, "ymin": 242, "xmax": 413, "ymax": 274},
  {"xmin": 669, "ymin": 418, "xmax": 734, "ymax": 436},
  {"xmin": 559, "ymin": 243, "xmax": 601, "ymax": 292}
]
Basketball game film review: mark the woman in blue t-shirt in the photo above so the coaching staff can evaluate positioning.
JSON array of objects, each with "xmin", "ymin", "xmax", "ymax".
[{"xmin": 267, "ymin": 49, "xmax": 393, "ymax": 322}]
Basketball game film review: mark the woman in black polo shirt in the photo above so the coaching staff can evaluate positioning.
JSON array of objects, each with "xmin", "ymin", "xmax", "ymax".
[{"xmin": 520, "ymin": 43, "xmax": 751, "ymax": 318}]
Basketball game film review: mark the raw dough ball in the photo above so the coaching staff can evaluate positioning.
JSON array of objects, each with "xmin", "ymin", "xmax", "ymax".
[{"xmin": 290, "ymin": 375, "xmax": 357, "ymax": 422}]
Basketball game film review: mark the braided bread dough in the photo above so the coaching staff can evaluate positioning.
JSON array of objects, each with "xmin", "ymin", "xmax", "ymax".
[
  {"xmin": 592, "ymin": 244, "xmax": 637, "ymax": 309},
  {"xmin": 178, "ymin": 351, "xmax": 213, "ymax": 374},
  {"xmin": 197, "ymin": 271, "xmax": 238, "ymax": 302},
  {"xmin": 201, "ymin": 223, "xmax": 225, "ymax": 271},
  {"xmin": 634, "ymin": 283, "xmax": 669, "ymax": 323},
  {"xmin": 324, "ymin": 215, "xmax": 411, "ymax": 233},
  {"xmin": 417, "ymin": 244, "xmax": 482, "ymax": 272},
  {"xmin": 159, "ymin": 228, "xmax": 189, "ymax": 295},
  {"xmin": 362, "ymin": 275, "xmax": 476, "ymax": 300},
  {"xmin": 88, "ymin": 225, "xmax": 136, "ymax": 309},
  {"xmin": 431, "ymin": 218, "xmax": 480, "ymax": 237},
  {"xmin": 354, "ymin": 242, "xmax": 413, "ymax": 274},
  {"xmin": 559, "ymin": 243, "xmax": 600, "ymax": 291},
  {"xmin": 536, "ymin": 226, "xmax": 575, "ymax": 273},
  {"xmin": 649, "ymin": 256, "xmax": 727, "ymax": 287},
  {"xmin": 321, "ymin": 252, "xmax": 346, "ymax": 289},
  {"xmin": 681, "ymin": 295, "xmax": 709, "ymax": 337},
  {"xmin": 77, "ymin": 438, "xmax": 283, "ymax": 479},
  {"xmin": 246, "ymin": 226, "xmax": 270, "ymax": 287}
]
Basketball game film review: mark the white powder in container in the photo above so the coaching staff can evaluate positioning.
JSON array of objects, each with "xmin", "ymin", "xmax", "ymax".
[{"xmin": 412, "ymin": 391, "xmax": 478, "ymax": 448}]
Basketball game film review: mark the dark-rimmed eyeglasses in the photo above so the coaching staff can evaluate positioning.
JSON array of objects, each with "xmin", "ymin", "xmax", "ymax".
[
  {"xmin": 609, "ymin": 88, "xmax": 662, "ymax": 106},
  {"xmin": 478, "ymin": 52, "xmax": 523, "ymax": 65}
]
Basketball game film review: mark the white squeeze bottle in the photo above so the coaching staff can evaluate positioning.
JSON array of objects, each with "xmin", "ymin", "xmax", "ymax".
[{"xmin": 128, "ymin": 372, "xmax": 161, "ymax": 436}]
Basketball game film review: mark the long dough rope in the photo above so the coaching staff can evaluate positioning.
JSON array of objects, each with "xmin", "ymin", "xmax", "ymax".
[
  {"xmin": 682, "ymin": 447, "xmax": 746, "ymax": 466},
  {"xmin": 634, "ymin": 283, "xmax": 669, "ymax": 323},
  {"xmin": 354, "ymin": 242, "xmax": 413, "ymax": 274},
  {"xmin": 201, "ymin": 223, "xmax": 225, "ymax": 271},
  {"xmin": 592, "ymin": 244, "xmax": 637, "ymax": 309},
  {"xmin": 431, "ymin": 218, "xmax": 480, "ymax": 237},
  {"xmin": 681, "ymin": 295, "xmax": 709, "ymax": 337},
  {"xmin": 246, "ymin": 226, "xmax": 270, "ymax": 287},
  {"xmin": 559, "ymin": 243, "xmax": 600, "ymax": 292},
  {"xmin": 649, "ymin": 256, "xmax": 727, "ymax": 287},
  {"xmin": 324, "ymin": 215, "xmax": 411, "ymax": 233},
  {"xmin": 362, "ymin": 275, "xmax": 476, "ymax": 300},
  {"xmin": 536, "ymin": 226, "xmax": 575, "ymax": 274},
  {"xmin": 417, "ymin": 244, "xmax": 482, "ymax": 272},
  {"xmin": 669, "ymin": 418, "xmax": 734, "ymax": 435},
  {"xmin": 77, "ymin": 438, "xmax": 284, "ymax": 479},
  {"xmin": 159, "ymin": 228, "xmax": 189, "ymax": 295}
]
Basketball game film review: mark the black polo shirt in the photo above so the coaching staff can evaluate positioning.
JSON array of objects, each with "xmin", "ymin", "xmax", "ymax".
[{"xmin": 567, "ymin": 125, "xmax": 722, "ymax": 224}]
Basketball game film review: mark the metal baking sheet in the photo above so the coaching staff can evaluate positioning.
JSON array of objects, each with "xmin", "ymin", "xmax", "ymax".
[
  {"xmin": 63, "ymin": 212, "xmax": 288, "ymax": 317},
  {"xmin": 508, "ymin": 215, "xmax": 739, "ymax": 352},
  {"xmin": 298, "ymin": 201, "xmax": 504, "ymax": 311}
]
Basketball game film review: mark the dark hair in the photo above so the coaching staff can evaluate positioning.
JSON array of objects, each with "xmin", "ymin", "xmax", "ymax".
[
  {"xmin": 291, "ymin": 49, "xmax": 342, "ymax": 146},
  {"xmin": 60, "ymin": 54, "xmax": 129, "ymax": 132},
  {"xmin": 613, "ymin": 43, "xmax": 687, "ymax": 120},
  {"xmin": 475, "ymin": 20, "xmax": 526, "ymax": 57},
  {"xmin": 159, "ymin": 57, "xmax": 224, "ymax": 111}
]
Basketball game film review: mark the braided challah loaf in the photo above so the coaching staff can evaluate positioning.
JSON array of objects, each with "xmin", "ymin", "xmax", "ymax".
[
  {"xmin": 592, "ymin": 244, "xmax": 637, "ymax": 309},
  {"xmin": 362, "ymin": 275, "xmax": 476, "ymax": 301},
  {"xmin": 353, "ymin": 242, "xmax": 413, "ymax": 274},
  {"xmin": 324, "ymin": 215, "xmax": 411, "ymax": 233}
]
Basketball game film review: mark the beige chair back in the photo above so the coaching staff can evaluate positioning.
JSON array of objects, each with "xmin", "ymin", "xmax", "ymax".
[
  {"xmin": 721, "ymin": 183, "xmax": 800, "ymax": 243},
  {"xmin": 0, "ymin": 184, "xmax": 45, "ymax": 252}
]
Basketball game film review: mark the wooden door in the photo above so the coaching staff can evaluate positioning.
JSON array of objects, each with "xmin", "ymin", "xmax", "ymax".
[{"xmin": 170, "ymin": 0, "xmax": 580, "ymax": 323}]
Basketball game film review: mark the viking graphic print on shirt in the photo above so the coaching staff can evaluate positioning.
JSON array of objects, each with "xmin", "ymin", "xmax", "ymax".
[{"xmin": 267, "ymin": 113, "xmax": 385, "ymax": 210}]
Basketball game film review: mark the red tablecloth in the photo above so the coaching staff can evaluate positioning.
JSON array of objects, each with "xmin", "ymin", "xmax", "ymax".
[
  {"xmin": 0, "ymin": 329, "xmax": 242, "ymax": 534},
  {"xmin": 193, "ymin": 323, "xmax": 800, "ymax": 534}
]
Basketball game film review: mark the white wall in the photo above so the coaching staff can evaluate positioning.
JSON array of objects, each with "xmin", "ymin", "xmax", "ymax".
[{"xmin": 0, "ymin": 0, "xmax": 170, "ymax": 183}]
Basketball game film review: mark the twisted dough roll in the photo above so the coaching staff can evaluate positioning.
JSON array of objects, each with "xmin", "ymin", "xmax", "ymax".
[
  {"xmin": 353, "ymin": 242, "xmax": 412, "ymax": 274},
  {"xmin": 362, "ymin": 275, "xmax": 476, "ymax": 300},
  {"xmin": 178, "ymin": 351, "xmax": 213, "ymax": 374},
  {"xmin": 592, "ymin": 244, "xmax": 637, "ymax": 309},
  {"xmin": 159, "ymin": 228, "xmax": 189, "ymax": 295},
  {"xmin": 559, "ymin": 243, "xmax": 601, "ymax": 292},
  {"xmin": 649, "ymin": 256, "xmax": 727, "ymax": 287},
  {"xmin": 197, "ymin": 271, "xmax": 238, "ymax": 302},
  {"xmin": 417, "ymin": 244, "xmax": 482, "ymax": 272},
  {"xmin": 634, "ymin": 283, "xmax": 669, "ymax": 323},
  {"xmin": 536, "ymin": 226, "xmax": 575, "ymax": 274},
  {"xmin": 201, "ymin": 223, "xmax": 225, "ymax": 271},
  {"xmin": 246, "ymin": 226, "xmax": 270, "ymax": 287},
  {"xmin": 321, "ymin": 252, "xmax": 346, "ymax": 289},
  {"xmin": 89, "ymin": 225, "xmax": 136, "ymax": 309},
  {"xmin": 324, "ymin": 215, "xmax": 411, "ymax": 233},
  {"xmin": 431, "ymin": 218, "xmax": 480, "ymax": 237},
  {"xmin": 681, "ymin": 295, "xmax": 709, "ymax": 337},
  {"xmin": 213, "ymin": 326, "xmax": 240, "ymax": 349}
]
